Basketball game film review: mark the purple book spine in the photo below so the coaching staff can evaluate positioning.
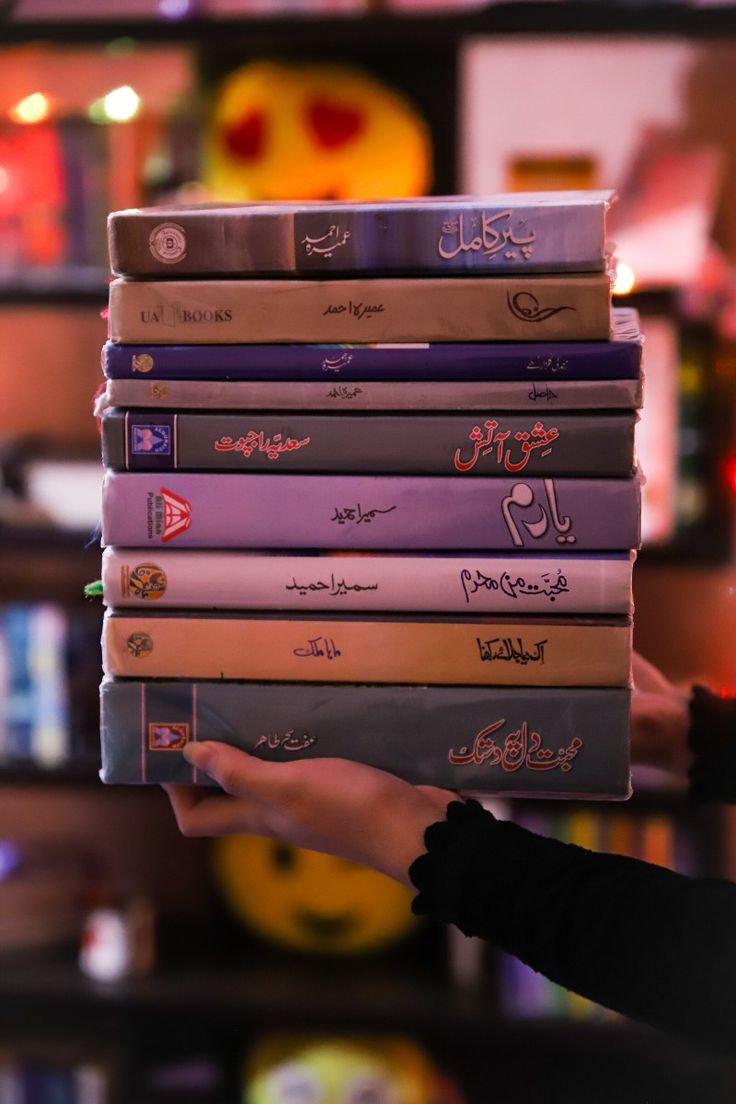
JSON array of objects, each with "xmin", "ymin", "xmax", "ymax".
[
  {"xmin": 103, "ymin": 333, "xmax": 641, "ymax": 382},
  {"xmin": 101, "ymin": 472, "xmax": 641, "ymax": 551}
]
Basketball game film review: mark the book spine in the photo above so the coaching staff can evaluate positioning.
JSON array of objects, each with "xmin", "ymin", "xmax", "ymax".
[
  {"xmin": 101, "ymin": 472, "xmax": 642, "ymax": 551},
  {"xmin": 3, "ymin": 606, "xmax": 33, "ymax": 759},
  {"xmin": 107, "ymin": 275, "xmax": 612, "ymax": 344},
  {"xmin": 102, "ymin": 549, "xmax": 635, "ymax": 614},
  {"xmin": 108, "ymin": 199, "xmax": 609, "ymax": 278},
  {"xmin": 102, "ymin": 411, "xmax": 636, "ymax": 477},
  {"xmin": 103, "ymin": 329, "xmax": 641, "ymax": 381},
  {"xmin": 104, "ymin": 376, "xmax": 645, "ymax": 412},
  {"xmin": 102, "ymin": 612, "xmax": 632, "ymax": 685},
  {"xmin": 100, "ymin": 678, "xmax": 631, "ymax": 796}
]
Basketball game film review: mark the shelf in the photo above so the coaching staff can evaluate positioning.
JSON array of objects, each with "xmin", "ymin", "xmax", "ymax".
[
  {"xmin": 0, "ymin": 272, "xmax": 108, "ymax": 305},
  {"xmin": 2, "ymin": 4, "xmax": 736, "ymax": 46}
]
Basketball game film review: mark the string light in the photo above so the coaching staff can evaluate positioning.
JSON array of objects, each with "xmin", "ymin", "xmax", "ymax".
[
  {"xmin": 613, "ymin": 262, "xmax": 635, "ymax": 296},
  {"xmin": 89, "ymin": 85, "xmax": 141, "ymax": 124},
  {"xmin": 9, "ymin": 92, "xmax": 50, "ymax": 125}
]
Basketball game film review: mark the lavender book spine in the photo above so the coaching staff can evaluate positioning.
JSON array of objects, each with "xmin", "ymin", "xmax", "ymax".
[
  {"xmin": 102, "ymin": 411, "xmax": 636, "ymax": 477},
  {"xmin": 99, "ymin": 679, "xmax": 631, "ymax": 797},
  {"xmin": 101, "ymin": 472, "xmax": 642, "ymax": 551}
]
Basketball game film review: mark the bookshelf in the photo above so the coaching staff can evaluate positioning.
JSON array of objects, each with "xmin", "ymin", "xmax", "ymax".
[
  {"xmin": 0, "ymin": 10, "xmax": 734, "ymax": 1102},
  {"xmin": 2, "ymin": 4, "xmax": 736, "ymax": 45}
]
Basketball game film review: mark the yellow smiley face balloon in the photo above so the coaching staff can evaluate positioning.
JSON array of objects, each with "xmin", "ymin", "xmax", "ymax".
[{"xmin": 213, "ymin": 835, "xmax": 417, "ymax": 955}]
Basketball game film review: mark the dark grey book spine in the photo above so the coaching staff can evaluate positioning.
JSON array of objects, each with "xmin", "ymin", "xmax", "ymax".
[
  {"xmin": 102, "ymin": 411, "xmax": 636, "ymax": 477},
  {"xmin": 100, "ymin": 679, "xmax": 631, "ymax": 798}
]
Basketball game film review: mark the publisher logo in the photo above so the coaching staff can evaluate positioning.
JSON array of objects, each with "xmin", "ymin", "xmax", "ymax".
[
  {"xmin": 149, "ymin": 222, "xmax": 187, "ymax": 265},
  {"xmin": 127, "ymin": 631, "xmax": 153, "ymax": 658},
  {"xmin": 131, "ymin": 353, "xmax": 154, "ymax": 373},
  {"xmin": 160, "ymin": 487, "xmax": 192, "ymax": 542},
  {"xmin": 122, "ymin": 563, "xmax": 167, "ymax": 601},
  {"xmin": 148, "ymin": 724, "xmax": 189, "ymax": 750},
  {"xmin": 140, "ymin": 305, "xmax": 233, "ymax": 326},
  {"xmin": 149, "ymin": 722, "xmax": 189, "ymax": 751},
  {"xmin": 131, "ymin": 423, "xmax": 172, "ymax": 456}
]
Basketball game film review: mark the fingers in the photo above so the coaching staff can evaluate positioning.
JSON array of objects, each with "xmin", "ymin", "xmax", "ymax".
[
  {"xmin": 182, "ymin": 741, "xmax": 291, "ymax": 800},
  {"xmin": 163, "ymin": 783, "xmax": 267, "ymax": 838}
]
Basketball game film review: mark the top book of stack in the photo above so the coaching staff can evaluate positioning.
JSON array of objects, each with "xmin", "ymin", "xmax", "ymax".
[{"xmin": 107, "ymin": 191, "xmax": 616, "ymax": 279}]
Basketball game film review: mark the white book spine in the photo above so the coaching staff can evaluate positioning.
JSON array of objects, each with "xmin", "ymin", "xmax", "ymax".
[
  {"xmin": 103, "ymin": 376, "xmax": 643, "ymax": 412},
  {"xmin": 102, "ymin": 549, "xmax": 634, "ymax": 614}
]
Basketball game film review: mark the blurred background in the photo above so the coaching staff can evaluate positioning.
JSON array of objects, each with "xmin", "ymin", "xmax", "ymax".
[{"xmin": 0, "ymin": 2, "xmax": 735, "ymax": 1101}]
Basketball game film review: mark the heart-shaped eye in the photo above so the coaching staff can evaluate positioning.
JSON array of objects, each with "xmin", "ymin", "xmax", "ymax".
[
  {"xmin": 306, "ymin": 98, "xmax": 365, "ymax": 150},
  {"xmin": 222, "ymin": 109, "xmax": 266, "ymax": 160}
]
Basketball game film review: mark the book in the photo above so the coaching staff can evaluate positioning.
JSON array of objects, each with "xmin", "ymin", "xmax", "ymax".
[
  {"xmin": 102, "ymin": 549, "xmax": 635, "ymax": 614},
  {"xmin": 101, "ymin": 472, "xmax": 642, "ymax": 550},
  {"xmin": 99, "ymin": 679, "xmax": 631, "ymax": 797},
  {"xmin": 102, "ymin": 610, "xmax": 632, "ymax": 685},
  {"xmin": 101, "ymin": 410, "xmax": 637, "ymax": 477},
  {"xmin": 107, "ymin": 274, "xmax": 613, "ymax": 344},
  {"xmin": 102, "ymin": 307, "xmax": 641, "ymax": 381},
  {"xmin": 107, "ymin": 191, "xmax": 615, "ymax": 278},
  {"xmin": 101, "ymin": 375, "xmax": 645, "ymax": 412}
]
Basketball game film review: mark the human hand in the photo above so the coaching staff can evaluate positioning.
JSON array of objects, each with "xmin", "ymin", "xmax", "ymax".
[
  {"xmin": 631, "ymin": 652, "xmax": 692, "ymax": 774},
  {"xmin": 164, "ymin": 744, "xmax": 454, "ymax": 888}
]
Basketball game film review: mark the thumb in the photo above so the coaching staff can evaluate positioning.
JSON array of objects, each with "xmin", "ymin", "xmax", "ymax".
[{"xmin": 183, "ymin": 741, "xmax": 286, "ymax": 798}]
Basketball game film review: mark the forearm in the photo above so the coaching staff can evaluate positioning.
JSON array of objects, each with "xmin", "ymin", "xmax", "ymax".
[
  {"xmin": 688, "ymin": 687, "xmax": 736, "ymax": 802},
  {"xmin": 410, "ymin": 800, "xmax": 736, "ymax": 1055}
]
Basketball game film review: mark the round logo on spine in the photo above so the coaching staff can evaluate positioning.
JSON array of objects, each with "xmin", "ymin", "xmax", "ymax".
[
  {"xmin": 128, "ymin": 563, "xmax": 167, "ymax": 601},
  {"xmin": 131, "ymin": 353, "xmax": 154, "ymax": 373},
  {"xmin": 126, "ymin": 632, "xmax": 153, "ymax": 658},
  {"xmin": 149, "ymin": 222, "xmax": 187, "ymax": 265}
]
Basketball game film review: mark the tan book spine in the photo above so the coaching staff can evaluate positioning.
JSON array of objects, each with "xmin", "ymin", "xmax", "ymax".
[
  {"xmin": 102, "ymin": 614, "xmax": 631, "ymax": 685},
  {"xmin": 107, "ymin": 275, "xmax": 612, "ymax": 344}
]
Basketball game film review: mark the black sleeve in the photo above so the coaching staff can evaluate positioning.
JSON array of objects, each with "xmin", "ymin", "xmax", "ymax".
[
  {"xmin": 409, "ymin": 799, "xmax": 736, "ymax": 1056},
  {"xmin": 688, "ymin": 686, "xmax": 736, "ymax": 803}
]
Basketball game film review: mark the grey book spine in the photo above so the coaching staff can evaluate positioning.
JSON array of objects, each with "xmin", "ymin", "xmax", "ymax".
[
  {"xmin": 100, "ymin": 678, "xmax": 631, "ymax": 798},
  {"xmin": 107, "ymin": 274, "xmax": 612, "ymax": 344},
  {"xmin": 102, "ymin": 376, "xmax": 644, "ymax": 412},
  {"xmin": 107, "ymin": 191, "xmax": 614, "ymax": 277},
  {"xmin": 102, "ymin": 410, "xmax": 636, "ymax": 477}
]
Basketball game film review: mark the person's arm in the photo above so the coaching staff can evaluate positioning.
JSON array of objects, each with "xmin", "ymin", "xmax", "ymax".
[
  {"xmin": 410, "ymin": 798, "xmax": 736, "ymax": 1057},
  {"xmin": 168, "ymin": 743, "xmax": 736, "ymax": 1057},
  {"xmin": 631, "ymin": 652, "xmax": 736, "ymax": 799}
]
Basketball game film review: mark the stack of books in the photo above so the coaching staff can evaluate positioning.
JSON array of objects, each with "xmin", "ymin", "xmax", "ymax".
[{"xmin": 97, "ymin": 193, "xmax": 641, "ymax": 798}]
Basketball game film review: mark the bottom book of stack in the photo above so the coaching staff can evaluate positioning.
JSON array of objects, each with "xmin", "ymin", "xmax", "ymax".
[{"xmin": 100, "ymin": 681, "xmax": 631, "ymax": 798}]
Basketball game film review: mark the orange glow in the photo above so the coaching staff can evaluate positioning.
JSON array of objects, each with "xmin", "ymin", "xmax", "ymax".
[
  {"xmin": 613, "ymin": 262, "xmax": 636, "ymax": 296},
  {"xmin": 9, "ymin": 92, "xmax": 51, "ymax": 125}
]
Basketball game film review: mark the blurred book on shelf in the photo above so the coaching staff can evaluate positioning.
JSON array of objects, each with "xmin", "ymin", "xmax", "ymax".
[
  {"xmin": 0, "ymin": 601, "xmax": 101, "ymax": 772},
  {"xmin": 0, "ymin": 1047, "xmax": 112, "ymax": 1104}
]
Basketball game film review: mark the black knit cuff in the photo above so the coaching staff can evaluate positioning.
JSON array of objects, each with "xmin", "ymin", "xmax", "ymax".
[
  {"xmin": 409, "ymin": 798, "xmax": 497, "ymax": 924},
  {"xmin": 688, "ymin": 685, "xmax": 736, "ymax": 803}
]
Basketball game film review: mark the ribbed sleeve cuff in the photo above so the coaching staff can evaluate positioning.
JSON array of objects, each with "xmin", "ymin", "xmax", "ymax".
[{"xmin": 409, "ymin": 799, "xmax": 497, "ymax": 928}]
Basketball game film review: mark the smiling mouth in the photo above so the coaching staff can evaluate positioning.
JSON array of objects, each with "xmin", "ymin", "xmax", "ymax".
[{"xmin": 294, "ymin": 909, "xmax": 359, "ymax": 940}]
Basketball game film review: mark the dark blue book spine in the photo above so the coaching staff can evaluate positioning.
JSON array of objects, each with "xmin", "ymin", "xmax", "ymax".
[{"xmin": 103, "ymin": 330, "xmax": 641, "ymax": 384}]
